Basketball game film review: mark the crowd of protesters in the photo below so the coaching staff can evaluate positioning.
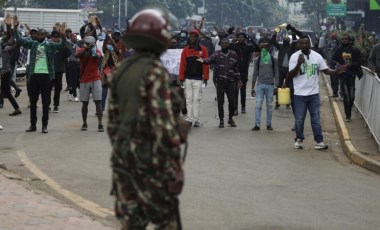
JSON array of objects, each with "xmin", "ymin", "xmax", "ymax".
[{"xmin": 0, "ymin": 13, "xmax": 379, "ymax": 145}]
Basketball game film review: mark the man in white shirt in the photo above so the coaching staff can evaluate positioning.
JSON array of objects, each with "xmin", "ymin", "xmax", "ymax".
[{"xmin": 287, "ymin": 35, "xmax": 345, "ymax": 150}]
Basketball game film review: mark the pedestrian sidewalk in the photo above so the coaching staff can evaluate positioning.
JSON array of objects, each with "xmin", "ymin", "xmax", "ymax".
[
  {"xmin": 0, "ymin": 169, "xmax": 117, "ymax": 230},
  {"xmin": 322, "ymin": 75, "xmax": 380, "ymax": 174}
]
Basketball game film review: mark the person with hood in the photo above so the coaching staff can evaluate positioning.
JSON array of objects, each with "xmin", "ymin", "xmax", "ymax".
[
  {"xmin": 14, "ymin": 16, "xmax": 67, "ymax": 134},
  {"xmin": 179, "ymin": 29, "xmax": 209, "ymax": 127},
  {"xmin": 331, "ymin": 34, "xmax": 362, "ymax": 122},
  {"xmin": 229, "ymin": 32, "xmax": 260, "ymax": 115}
]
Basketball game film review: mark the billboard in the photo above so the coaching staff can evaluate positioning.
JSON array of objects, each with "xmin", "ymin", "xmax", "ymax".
[
  {"xmin": 370, "ymin": 0, "xmax": 380, "ymax": 10},
  {"xmin": 79, "ymin": 0, "xmax": 97, "ymax": 12},
  {"xmin": 326, "ymin": 0, "xmax": 347, "ymax": 17}
]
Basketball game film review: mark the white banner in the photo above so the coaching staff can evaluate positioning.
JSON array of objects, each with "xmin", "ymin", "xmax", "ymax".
[{"xmin": 160, "ymin": 49, "xmax": 183, "ymax": 75}]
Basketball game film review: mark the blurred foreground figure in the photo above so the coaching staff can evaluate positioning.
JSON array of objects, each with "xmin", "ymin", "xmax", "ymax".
[{"xmin": 107, "ymin": 8, "xmax": 188, "ymax": 230}]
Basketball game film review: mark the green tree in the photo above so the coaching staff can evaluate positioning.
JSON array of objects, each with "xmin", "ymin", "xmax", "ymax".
[{"xmin": 287, "ymin": 0, "xmax": 325, "ymax": 29}]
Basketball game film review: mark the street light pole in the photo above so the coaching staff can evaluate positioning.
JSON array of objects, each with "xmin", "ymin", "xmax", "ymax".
[
  {"xmin": 118, "ymin": 0, "xmax": 121, "ymax": 29},
  {"xmin": 203, "ymin": 0, "xmax": 205, "ymax": 16}
]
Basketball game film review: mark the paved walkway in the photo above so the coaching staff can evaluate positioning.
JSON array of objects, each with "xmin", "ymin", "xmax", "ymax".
[
  {"xmin": 0, "ymin": 169, "xmax": 117, "ymax": 230},
  {"xmin": 0, "ymin": 74, "xmax": 379, "ymax": 229},
  {"xmin": 322, "ymin": 74, "xmax": 380, "ymax": 174}
]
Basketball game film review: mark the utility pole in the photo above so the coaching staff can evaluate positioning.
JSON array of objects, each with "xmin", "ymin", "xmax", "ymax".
[
  {"xmin": 202, "ymin": 0, "xmax": 205, "ymax": 16},
  {"xmin": 118, "ymin": 0, "xmax": 121, "ymax": 29}
]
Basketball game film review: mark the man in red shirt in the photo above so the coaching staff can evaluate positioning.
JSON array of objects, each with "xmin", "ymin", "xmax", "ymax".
[
  {"xmin": 179, "ymin": 30, "xmax": 209, "ymax": 127},
  {"xmin": 75, "ymin": 36, "xmax": 104, "ymax": 132}
]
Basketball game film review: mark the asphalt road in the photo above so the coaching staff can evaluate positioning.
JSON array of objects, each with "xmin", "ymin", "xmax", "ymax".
[{"xmin": 1, "ymin": 71, "xmax": 380, "ymax": 230}]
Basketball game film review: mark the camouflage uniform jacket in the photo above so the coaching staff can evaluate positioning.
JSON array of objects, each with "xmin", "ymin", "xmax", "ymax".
[{"xmin": 108, "ymin": 52, "xmax": 183, "ymax": 177}]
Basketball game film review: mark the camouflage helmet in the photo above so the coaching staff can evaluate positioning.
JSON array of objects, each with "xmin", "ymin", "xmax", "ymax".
[{"xmin": 123, "ymin": 8, "xmax": 177, "ymax": 54}]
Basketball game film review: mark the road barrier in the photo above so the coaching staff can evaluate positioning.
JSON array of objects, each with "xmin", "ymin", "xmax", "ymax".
[{"xmin": 354, "ymin": 67, "xmax": 380, "ymax": 151}]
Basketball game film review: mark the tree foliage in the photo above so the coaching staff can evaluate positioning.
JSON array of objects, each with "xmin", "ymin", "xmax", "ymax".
[{"xmin": 287, "ymin": 0, "xmax": 325, "ymax": 28}]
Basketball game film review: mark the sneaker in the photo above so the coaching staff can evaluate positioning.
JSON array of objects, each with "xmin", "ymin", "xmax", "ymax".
[
  {"xmin": 266, "ymin": 125, "xmax": 273, "ymax": 131},
  {"xmin": 228, "ymin": 118, "xmax": 237, "ymax": 127},
  {"xmin": 234, "ymin": 110, "xmax": 238, "ymax": 116},
  {"xmin": 193, "ymin": 121, "xmax": 200, "ymax": 127},
  {"xmin": 53, "ymin": 106, "xmax": 59, "ymax": 113},
  {"xmin": 294, "ymin": 139, "xmax": 304, "ymax": 149},
  {"xmin": 315, "ymin": 142, "xmax": 328, "ymax": 150},
  {"xmin": 68, "ymin": 94, "xmax": 74, "ymax": 101},
  {"xmin": 218, "ymin": 120, "xmax": 224, "ymax": 128},
  {"xmin": 74, "ymin": 97, "xmax": 80, "ymax": 102},
  {"xmin": 98, "ymin": 124, "xmax": 105, "ymax": 132},
  {"xmin": 251, "ymin": 125, "xmax": 260, "ymax": 131},
  {"xmin": 345, "ymin": 118, "xmax": 351, "ymax": 122},
  {"xmin": 0, "ymin": 125, "xmax": 3, "ymax": 130},
  {"xmin": 241, "ymin": 107, "xmax": 246, "ymax": 114},
  {"xmin": 81, "ymin": 123, "xmax": 88, "ymax": 131}
]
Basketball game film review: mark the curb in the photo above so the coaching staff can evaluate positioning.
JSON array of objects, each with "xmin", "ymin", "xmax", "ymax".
[{"xmin": 322, "ymin": 74, "xmax": 380, "ymax": 174}]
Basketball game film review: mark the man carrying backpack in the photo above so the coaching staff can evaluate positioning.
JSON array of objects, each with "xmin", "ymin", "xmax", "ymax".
[{"xmin": 251, "ymin": 38, "xmax": 278, "ymax": 131}]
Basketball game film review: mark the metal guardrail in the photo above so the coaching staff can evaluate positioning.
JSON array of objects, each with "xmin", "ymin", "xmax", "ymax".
[{"xmin": 354, "ymin": 67, "xmax": 380, "ymax": 151}]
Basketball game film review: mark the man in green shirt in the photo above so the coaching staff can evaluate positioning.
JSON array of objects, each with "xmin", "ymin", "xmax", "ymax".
[{"xmin": 13, "ymin": 16, "xmax": 67, "ymax": 133}]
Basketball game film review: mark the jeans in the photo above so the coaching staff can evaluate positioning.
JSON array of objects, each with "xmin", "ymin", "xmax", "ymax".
[
  {"xmin": 293, "ymin": 94, "xmax": 323, "ymax": 143},
  {"xmin": 0, "ymin": 71, "xmax": 20, "ymax": 110},
  {"xmin": 184, "ymin": 79, "xmax": 203, "ymax": 122},
  {"xmin": 340, "ymin": 76, "xmax": 356, "ymax": 119},
  {"xmin": 217, "ymin": 80, "xmax": 235, "ymax": 120},
  {"xmin": 67, "ymin": 61, "xmax": 80, "ymax": 97},
  {"xmin": 234, "ymin": 70, "xmax": 248, "ymax": 111},
  {"xmin": 29, "ymin": 74, "xmax": 51, "ymax": 126},
  {"xmin": 101, "ymin": 85, "xmax": 108, "ymax": 111},
  {"xmin": 50, "ymin": 72, "xmax": 63, "ymax": 107},
  {"xmin": 330, "ymin": 75, "xmax": 340, "ymax": 96},
  {"xmin": 255, "ymin": 83, "xmax": 274, "ymax": 126}
]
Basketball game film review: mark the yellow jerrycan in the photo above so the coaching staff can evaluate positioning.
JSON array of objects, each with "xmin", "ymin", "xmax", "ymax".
[{"xmin": 277, "ymin": 87, "xmax": 291, "ymax": 105}]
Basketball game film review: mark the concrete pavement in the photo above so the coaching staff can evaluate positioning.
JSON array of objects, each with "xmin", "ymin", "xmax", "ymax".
[
  {"xmin": 322, "ymin": 74, "xmax": 380, "ymax": 174},
  {"xmin": 0, "ymin": 169, "xmax": 117, "ymax": 230},
  {"xmin": 0, "ymin": 72, "xmax": 379, "ymax": 229}
]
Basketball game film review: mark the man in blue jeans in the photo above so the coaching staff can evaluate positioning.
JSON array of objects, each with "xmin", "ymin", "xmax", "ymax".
[
  {"xmin": 251, "ymin": 39, "xmax": 278, "ymax": 131},
  {"xmin": 288, "ymin": 35, "xmax": 345, "ymax": 150}
]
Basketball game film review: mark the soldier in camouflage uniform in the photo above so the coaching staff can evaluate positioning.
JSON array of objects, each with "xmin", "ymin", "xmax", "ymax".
[{"xmin": 107, "ymin": 8, "xmax": 187, "ymax": 230}]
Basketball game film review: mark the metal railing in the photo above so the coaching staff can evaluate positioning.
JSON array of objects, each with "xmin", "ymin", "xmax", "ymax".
[{"xmin": 354, "ymin": 67, "xmax": 380, "ymax": 151}]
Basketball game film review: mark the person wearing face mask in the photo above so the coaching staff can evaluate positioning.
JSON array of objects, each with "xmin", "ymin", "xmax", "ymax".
[
  {"xmin": 271, "ymin": 24, "xmax": 303, "ymax": 110},
  {"xmin": 229, "ymin": 32, "xmax": 260, "ymax": 115},
  {"xmin": 197, "ymin": 37, "xmax": 242, "ymax": 128},
  {"xmin": 14, "ymin": 16, "xmax": 68, "ymax": 134},
  {"xmin": 251, "ymin": 39, "xmax": 279, "ymax": 131},
  {"xmin": 331, "ymin": 34, "xmax": 362, "ymax": 122}
]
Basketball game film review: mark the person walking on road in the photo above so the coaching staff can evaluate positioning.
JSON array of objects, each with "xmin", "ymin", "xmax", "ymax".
[
  {"xmin": 50, "ymin": 30, "xmax": 72, "ymax": 113},
  {"xmin": 107, "ymin": 8, "xmax": 187, "ymax": 229},
  {"xmin": 1, "ymin": 15, "xmax": 22, "ymax": 116},
  {"xmin": 229, "ymin": 32, "xmax": 260, "ymax": 115},
  {"xmin": 251, "ymin": 38, "xmax": 279, "ymax": 131},
  {"xmin": 179, "ymin": 29, "xmax": 209, "ymax": 127},
  {"xmin": 14, "ymin": 16, "xmax": 68, "ymax": 134},
  {"xmin": 331, "ymin": 34, "xmax": 362, "ymax": 122},
  {"xmin": 75, "ymin": 36, "xmax": 104, "ymax": 132},
  {"xmin": 198, "ymin": 37, "xmax": 242, "ymax": 128},
  {"xmin": 288, "ymin": 35, "xmax": 346, "ymax": 150},
  {"xmin": 66, "ymin": 33, "xmax": 81, "ymax": 102}
]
